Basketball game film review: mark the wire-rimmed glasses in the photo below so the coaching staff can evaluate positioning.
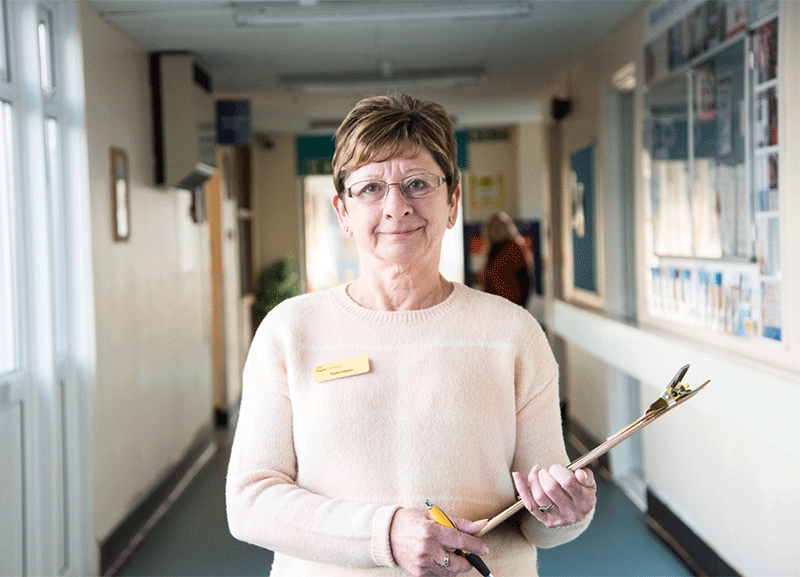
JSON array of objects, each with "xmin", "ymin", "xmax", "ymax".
[{"xmin": 345, "ymin": 173, "xmax": 444, "ymax": 203}]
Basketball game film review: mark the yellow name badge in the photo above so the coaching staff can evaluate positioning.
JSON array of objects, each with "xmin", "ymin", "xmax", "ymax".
[{"xmin": 314, "ymin": 356, "xmax": 370, "ymax": 383}]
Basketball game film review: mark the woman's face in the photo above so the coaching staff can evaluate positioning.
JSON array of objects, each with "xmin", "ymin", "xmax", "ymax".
[{"xmin": 332, "ymin": 148, "xmax": 460, "ymax": 272}]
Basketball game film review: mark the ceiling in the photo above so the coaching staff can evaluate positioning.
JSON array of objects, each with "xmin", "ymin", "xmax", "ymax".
[{"xmin": 92, "ymin": 0, "xmax": 647, "ymax": 134}]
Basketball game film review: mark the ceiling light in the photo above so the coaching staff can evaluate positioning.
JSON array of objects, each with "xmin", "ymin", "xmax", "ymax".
[
  {"xmin": 280, "ymin": 67, "xmax": 487, "ymax": 93},
  {"xmin": 234, "ymin": 1, "xmax": 533, "ymax": 26},
  {"xmin": 612, "ymin": 63, "xmax": 636, "ymax": 91}
]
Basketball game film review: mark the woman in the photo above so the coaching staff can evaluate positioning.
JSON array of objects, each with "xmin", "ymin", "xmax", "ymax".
[
  {"xmin": 482, "ymin": 212, "xmax": 533, "ymax": 308},
  {"xmin": 226, "ymin": 94, "xmax": 596, "ymax": 576}
]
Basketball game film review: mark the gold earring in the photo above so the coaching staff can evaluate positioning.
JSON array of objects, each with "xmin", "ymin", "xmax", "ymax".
[
  {"xmin": 344, "ymin": 226, "xmax": 350, "ymax": 233},
  {"xmin": 449, "ymin": 217, "xmax": 455, "ymax": 225}
]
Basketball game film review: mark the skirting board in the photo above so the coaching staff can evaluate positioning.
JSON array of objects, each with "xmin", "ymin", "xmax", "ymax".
[
  {"xmin": 646, "ymin": 489, "xmax": 741, "ymax": 577},
  {"xmin": 100, "ymin": 424, "xmax": 217, "ymax": 575}
]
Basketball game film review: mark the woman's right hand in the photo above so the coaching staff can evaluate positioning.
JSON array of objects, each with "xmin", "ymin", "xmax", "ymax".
[{"xmin": 389, "ymin": 508, "xmax": 489, "ymax": 576}]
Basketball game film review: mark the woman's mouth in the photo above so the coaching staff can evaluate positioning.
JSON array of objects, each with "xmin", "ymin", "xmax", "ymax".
[{"xmin": 382, "ymin": 227, "xmax": 419, "ymax": 236}]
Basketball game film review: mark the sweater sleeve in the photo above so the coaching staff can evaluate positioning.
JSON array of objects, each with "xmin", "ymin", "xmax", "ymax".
[
  {"xmin": 512, "ymin": 374, "xmax": 594, "ymax": 548},
  {"xmin": 510, "ymin": 315, "xmax": 594, "ymax": 549},
  {"xmin": 225, "ymin": 310, "xmax": 400, "ymax": 568}
]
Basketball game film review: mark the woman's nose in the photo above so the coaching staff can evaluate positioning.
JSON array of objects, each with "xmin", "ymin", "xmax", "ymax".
[{"xmin": 382, "ymin": 183, "xmax": 413, "ymax": 218}]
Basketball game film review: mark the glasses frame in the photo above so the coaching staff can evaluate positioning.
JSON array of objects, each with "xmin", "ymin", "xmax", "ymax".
[{"xmin": 345, "ymin": 173, "xmax": 445, "ymax": 203}]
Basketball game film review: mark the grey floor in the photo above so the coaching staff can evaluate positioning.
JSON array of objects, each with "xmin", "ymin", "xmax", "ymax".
[{"xmin": 115, "ymin": 430, "xmax": 692, "ymax": 577}]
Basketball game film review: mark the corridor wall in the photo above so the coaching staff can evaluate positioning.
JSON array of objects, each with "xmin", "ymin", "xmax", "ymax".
[
  {"xmin": 251, "ymin": 133, "xmax": 301, "ymax": 281},
  {"xmin": 80, "ymin": 2, "xmax": 214, "ymax": 562},
  {"xmin": 539, "ymin": 2, "xmax": 800, "ymax": 575}
]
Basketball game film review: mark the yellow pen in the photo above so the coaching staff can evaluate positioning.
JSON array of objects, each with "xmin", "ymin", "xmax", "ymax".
[{"xmin": 425, "ymin": 500, "xmax": 493, "ymax": 577}]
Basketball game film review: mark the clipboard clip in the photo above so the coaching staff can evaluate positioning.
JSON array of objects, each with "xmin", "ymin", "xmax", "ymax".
[{"xmin": 475, "ymin": 364, "xmax": 709, "ymax": 538}]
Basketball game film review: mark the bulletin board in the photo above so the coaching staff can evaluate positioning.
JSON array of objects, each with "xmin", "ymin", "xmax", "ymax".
[{"xmin": 642, "ymin": 0, "xmax": 784, "ymax": 346}]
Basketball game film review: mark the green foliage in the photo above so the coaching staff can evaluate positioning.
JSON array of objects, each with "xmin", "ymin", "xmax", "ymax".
[{"xmin": 253, "ymin": 258, "xmax": 300, "ymax": 328}]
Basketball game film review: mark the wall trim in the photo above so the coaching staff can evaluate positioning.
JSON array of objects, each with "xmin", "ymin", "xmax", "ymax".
[
  {"xmin": 646, "ymin": 489, "xmax": 741, "ymax": 577},
  {"xmin": 100, "ymin": 424, "xmax": 217, "ymax": 575},
  {"xmin": 551, "ymin": 299, "xmax": 799, "ymax": 461}
]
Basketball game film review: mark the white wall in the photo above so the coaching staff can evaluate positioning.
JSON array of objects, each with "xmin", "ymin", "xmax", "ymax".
[
  {"xmin": 80, "ymin": 3, "xmax": 213, "ymax": 542},
  {"xmin": 515, "ymin": 122, "xmax": 547, "ymax": 222},
  {"xmin": 251, "ymin": 133, "xmax": 301, "ymax": 278},
  {"xmin": 463, "ymin": 137, "xmax": 518, "ymax": 224},
  {"xmin": 544, "ymin": 3, "xmax": 800, "ymax": 575}
]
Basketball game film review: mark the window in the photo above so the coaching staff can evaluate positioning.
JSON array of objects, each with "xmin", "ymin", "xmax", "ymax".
[
  {"xmin": 0, "ymin": 100, "xmax": 17, "ymax": 373},
  {"xmin": 0, "ymin": 0, "xmax": 9, "ymax": 82},
  {"xmin": 37, "ymin": 6, "xmax": 55, "ymax": 98},
  {"xmin": 45, "ymin": 116, "xmax": 67, "ymax": 355}
]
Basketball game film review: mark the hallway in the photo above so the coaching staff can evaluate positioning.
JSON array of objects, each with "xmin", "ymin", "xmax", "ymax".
[{"xmin": 113, "ymin": 430, "xmax": 693, "ymax": 577}]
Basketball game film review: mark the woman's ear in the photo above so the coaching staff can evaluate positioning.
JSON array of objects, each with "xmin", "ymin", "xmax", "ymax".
[
  {"xmin": 448, "ymin": 185, "xmax": 461, "ymax": 228},
  {"xmin": 332, "ymin": 194, "xmax": 351, "ymax": 235}
]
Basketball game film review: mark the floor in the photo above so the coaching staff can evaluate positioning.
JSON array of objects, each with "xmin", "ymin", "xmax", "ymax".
[{"xmin": 114, "ymin": 429, "xmax": 693, "ymax": 577}]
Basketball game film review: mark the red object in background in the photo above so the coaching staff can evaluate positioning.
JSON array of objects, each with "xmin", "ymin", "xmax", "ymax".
[{"xmin": 469, "ymin": 236, "xmax": 485, "ymax": 255}]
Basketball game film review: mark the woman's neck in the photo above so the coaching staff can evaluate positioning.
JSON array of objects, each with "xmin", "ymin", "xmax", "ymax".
[{"xmin": 347, "ymin": 268, "xmax": 453, "ymax": 311}]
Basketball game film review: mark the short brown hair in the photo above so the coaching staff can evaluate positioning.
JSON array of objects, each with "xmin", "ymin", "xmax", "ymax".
[{"xmin": 332, "ymin": 94, "xmax": 459, "ymax": 202}]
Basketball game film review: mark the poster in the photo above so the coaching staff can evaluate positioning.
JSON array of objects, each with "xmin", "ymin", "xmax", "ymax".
[
  {"xmin": 469, "ymin": 173, "xmax": 504, "ymax": 208},
  {"xmin": 717, "ymin": 163, "xmax": 736, "ymax": 256},
  {"xmin": 735, "ymin": 163, "xmax": 749, "ymax": 256},
  {"xmin": 693, "ymin": 158, "xmax": 722, "ymax": 258},
  {"xmin": 755, "ymin": 153, "xmax": 779, "ymax": 212},
  {"xmin": 761, "ymin": 281, "xmax": 782, "ymax": 341},
  {"xmin": 756, "ymin": 216, "xmax": 780, "ymax": 276},
  {"xmin": 724, "ymin": 0, "xmax": 749, "ymax": 38}
]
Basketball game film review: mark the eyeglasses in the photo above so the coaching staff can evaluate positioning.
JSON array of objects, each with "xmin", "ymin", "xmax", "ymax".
[{"xmin": 345, "ymin": 173, "xmax": 445, "ymax": 203}]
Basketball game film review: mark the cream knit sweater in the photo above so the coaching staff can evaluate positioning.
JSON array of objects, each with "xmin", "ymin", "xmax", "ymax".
[{"xmin": 226, "ymin": 282, "xmax": 593, "ymax": 576}]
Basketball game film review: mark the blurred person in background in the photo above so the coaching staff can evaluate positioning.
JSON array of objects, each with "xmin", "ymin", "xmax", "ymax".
[{"xmin": 482, "ymin": 211, "xmax": 533, "ymax": 308}]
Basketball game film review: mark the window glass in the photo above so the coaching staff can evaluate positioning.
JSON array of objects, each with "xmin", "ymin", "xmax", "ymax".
[
  {"xmin": 0, "ymin": 100, "xmax": 18, "ymax": 373},
  {"xmin": 45, "ymin": 117, "xmax": 67, "ymax": 355},
  {"xmin": 0, "ymin": 0, "xmax": 9, "ymax": 82},
  {"xmin": 37, "ymin": 6, "xmax": 55, "ymax": 95}
]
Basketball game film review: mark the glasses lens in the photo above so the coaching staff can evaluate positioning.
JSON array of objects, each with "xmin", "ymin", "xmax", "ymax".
[
  {"xmin": 400, "ymin": 174, "xmax": 441, "ymax": 198},
  {"xmin": 349, "ymin": 180, "xmax": 387, "ymax": 201}
]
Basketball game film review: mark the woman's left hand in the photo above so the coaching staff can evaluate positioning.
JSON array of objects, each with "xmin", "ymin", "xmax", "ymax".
[{"xmin": 512, "ymin": 465, "xmax": 596, "ymax": 527}]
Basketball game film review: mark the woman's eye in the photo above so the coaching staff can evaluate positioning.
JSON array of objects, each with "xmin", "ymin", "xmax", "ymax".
[
  {"xmin": 353, "ymin": 182, "xmax": 383, "ymax": 196},
  {"xmin": 406, "ymin": 179, "xmax": 428, "ymax": 191}
]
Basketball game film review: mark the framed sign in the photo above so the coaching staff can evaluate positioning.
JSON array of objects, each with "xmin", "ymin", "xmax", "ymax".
[
  {"xmin": 110, "ymin": 147, "xmax": 130, "ymax": 241},
  {"xmin": 570, "ymin": 144, "xmax": 596, "ymax": 294},
  {"xmin": 469, "ymin": 172, "xmax": 504, "ymax": 208}
]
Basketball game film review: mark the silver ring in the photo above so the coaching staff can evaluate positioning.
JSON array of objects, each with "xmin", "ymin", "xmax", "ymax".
[
  {"xmin": 440, "ymin": 553, "xmax": 450, "ymax": 567},
  {"xmin": 538, "ymin": 503, "xmax": 555, "ymax": 513}
]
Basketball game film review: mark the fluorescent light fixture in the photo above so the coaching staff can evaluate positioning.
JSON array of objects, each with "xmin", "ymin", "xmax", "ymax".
[
  {"xmin": 234, "ymin": 1, "xmax": 533, "ymax": 26},
  {"xmin": 280, "ymin": 67, "xmax": 487, "ymax": 93},
  {"xmin": 612, "ymin": 62, "xmax": 636, "ymax": 91}
]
